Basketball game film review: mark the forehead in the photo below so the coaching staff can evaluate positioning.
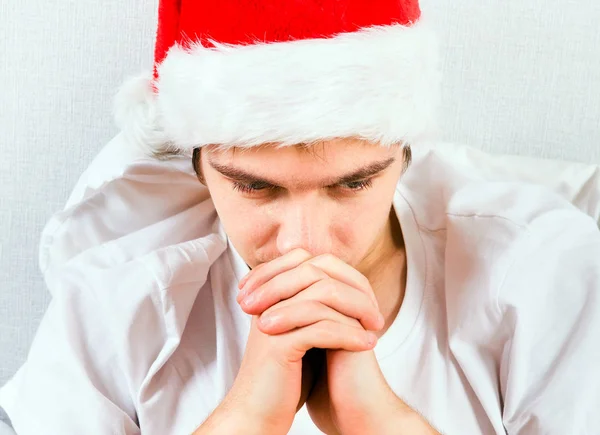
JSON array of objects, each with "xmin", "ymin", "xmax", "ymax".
[{"xmin": 206, "ymin": 138, "xmax": 394, "ymax": 165}]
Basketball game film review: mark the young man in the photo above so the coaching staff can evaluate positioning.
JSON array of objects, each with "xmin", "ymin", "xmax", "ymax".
[{"xmin": 1, "ymin": 0, "xmax": 599, "ymax": 434}]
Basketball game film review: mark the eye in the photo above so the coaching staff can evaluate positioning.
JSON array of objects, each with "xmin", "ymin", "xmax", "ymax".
[
  {"xmin": 339, "ymin": 178, "xmax": 373, "ymax": 192},
  {"xmin": 232, "ymin": 181, "xmax": 277, "ymax": 195},
  {"xmin": 231, "ymin": 178, "xmax": 374, "ymax": 195}
]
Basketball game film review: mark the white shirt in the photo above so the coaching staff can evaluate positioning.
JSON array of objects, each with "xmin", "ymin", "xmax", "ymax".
[{"xmin": 1, "ymin": 136, "xmax": 599, "ymax": 434}]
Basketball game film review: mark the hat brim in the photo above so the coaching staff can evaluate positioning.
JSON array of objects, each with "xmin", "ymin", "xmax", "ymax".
[{"xmin": 115, "ymin": 21, "xmax": 440, "ymax": 156}]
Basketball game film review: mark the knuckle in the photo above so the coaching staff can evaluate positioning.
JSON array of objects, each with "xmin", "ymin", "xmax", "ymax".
[
  {"xmin": 263, "ymin": 275, "xmax": 281, "ymax": 294},
  {"xmin": 322, "ymin": 278, "xmax": 342, "ymax": 302},
  {"xmin": 349, "ymin": 317, "xmax": 363, "ymax": 329},
  {"xmin": 305, "ymin": 300, "xmax": 324, "ymax": 313},
  {"xmin": 268, "ymin": 274, "xmax": 293, "ymax": 297},
  {"xmin": 315, "ymin": 319, "xmax": 337, "ymax": 338},
  {"xmin": 314, "ymin": 253, "xmax": 336, "ymax": 264},
  {"xmin": 261, "ymin": 304, "xmax": 279, "ymax": 318},
  {"xmin": 302, "ymin": 262, "xmax": 327, "ymax": 280}
]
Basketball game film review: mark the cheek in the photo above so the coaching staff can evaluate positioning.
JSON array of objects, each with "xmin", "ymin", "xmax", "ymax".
[
  {"xmin": 324, "ymin": 190, "xmax": 393, "ymax": 265},
  {"xmin": 340, "ymin": 197, "xmax": 391, "ymax": 255},
  {"xmin": 208, "ymin": 185, "xmax": 274, "ymax": 265}
]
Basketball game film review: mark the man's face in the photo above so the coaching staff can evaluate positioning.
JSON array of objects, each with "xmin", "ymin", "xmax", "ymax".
[{"xmin": 199, "ymin": 138, "xmax": 406, "ymax": 269}]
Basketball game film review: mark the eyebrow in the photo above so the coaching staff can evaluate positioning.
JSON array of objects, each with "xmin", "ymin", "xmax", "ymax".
[{"xmin": 208, "ymin": 157, "xmax": 396, "ymax": 187}]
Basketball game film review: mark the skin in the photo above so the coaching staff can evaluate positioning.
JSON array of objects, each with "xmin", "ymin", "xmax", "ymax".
[
  {"xmin": 193, "ymin": 138, "xmax": 438, "ymax": 434},
  {"xmin": 198, "ymin": 138, "xmax": 406, "ymax": 306}
]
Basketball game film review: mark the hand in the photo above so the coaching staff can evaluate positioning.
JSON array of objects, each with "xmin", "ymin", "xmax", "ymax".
[
  {"xmin": 238, "ymin": 249, "xmax": 387, "ymax": 434},
  {"xmin": 293, "ymin": 261, "xmax": 438, "ymax": 435},
  {"xmin": 219, "ymin": 249, "xmax": 379, "ymax": 435},
  {"xmin": 307, "ymin": 348, "xmax": 405, "ymax": 434},
  {"xmin": 240, "ymin": 250, "xmax": 438, "ymax": 435},
  {"xmin": 238, "ymin": 250, "xmax": 384, "ymax": 333}
]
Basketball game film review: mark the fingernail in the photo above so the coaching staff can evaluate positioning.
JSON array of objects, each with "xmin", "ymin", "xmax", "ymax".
[
  {"xmin": 260, "ymin": 315, "xmax": 273, "ymax": 327},
  {"xmin": 242, "ymin": 292, "xmax": 257, "ymax": 308},
  {"xmin": 236, "ymin": 289, "xmax": 244, "ymax": 303},
  {"xmin": 237, "ymin": 280, "xmax": 254, "ymax": 302},
  {"xmin": 238, "ymin": 273, "xmax": 250, "ymax": 289},
  {"xmin": 367, "ymin": 333, "xmax": 378, "ymax": 346}
]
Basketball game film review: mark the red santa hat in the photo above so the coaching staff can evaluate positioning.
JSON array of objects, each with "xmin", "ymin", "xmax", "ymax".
[{"xmin": 114, "ymin": 0, "xmax": 440, "ymax": 157}]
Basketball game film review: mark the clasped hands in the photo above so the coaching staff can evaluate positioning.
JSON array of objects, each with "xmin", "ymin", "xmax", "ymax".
[{"xmin": 233, "ymin": 248, "xmax": 431, "ymax": 435}]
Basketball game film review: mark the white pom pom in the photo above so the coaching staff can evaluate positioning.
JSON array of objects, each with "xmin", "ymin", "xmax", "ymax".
[{"xmin": 113, "ymin": 72, "xmax": 172, "ymax": 157}]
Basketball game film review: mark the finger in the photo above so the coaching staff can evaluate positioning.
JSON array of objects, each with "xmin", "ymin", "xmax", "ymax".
[
  {"xmin": 251, "ymin": 276, "xmax": 383, "ymax": 331},
  {"xmin": 238, "ymin": 262, "xmax": 264, "ymax": 289},
  {"xmin": 307, "ymin": 254, "xmax": 379, "ymax": 310},
  {"xmin": 258, "ymin": 300, "xmax": 359, "ymax": 335},
  {"xmin": 237, "ymin": 248, "xmax": 312, "ymax": 301},
  {"xmin": 243, "ymin": 269, "xmax": 384, "ymax": 331},
  {"xmin": 279, "ymin": 320, "xmax": 377, "ymax": 363},
  {"xmin": 290, "ymin": 278, "xmax": 383, "ymax": 331},
  {"xmin": 240, "ymin": 262, "xmax": 328, "ymax": 314}
]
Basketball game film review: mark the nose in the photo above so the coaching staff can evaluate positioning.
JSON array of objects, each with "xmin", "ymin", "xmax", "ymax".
[{"xmin": 276, "ymin": 196, "xmax": 332, "ymax": 256}]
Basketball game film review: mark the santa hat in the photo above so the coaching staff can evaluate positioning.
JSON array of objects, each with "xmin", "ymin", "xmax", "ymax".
[{"xmin": 114, "ymin": 0, "xmax": 440, "ymax": 157}]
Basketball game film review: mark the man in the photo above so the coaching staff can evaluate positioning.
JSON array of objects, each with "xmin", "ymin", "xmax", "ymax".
[{"xmin": 1, "ymin": 0, "xmax": 599, "ymax": 434}]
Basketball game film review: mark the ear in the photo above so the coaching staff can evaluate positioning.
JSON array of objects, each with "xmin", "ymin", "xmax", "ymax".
[
  {"xmin": 192, "ymin": 147, "xmax": 206, "ymax": 184},
  {"xmin": 402, "ymin": 144, "xmax": 412, "ymax": 172}
]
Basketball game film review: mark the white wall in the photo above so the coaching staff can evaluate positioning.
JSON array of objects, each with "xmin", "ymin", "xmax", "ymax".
[
  {"xmin": 1, "ymin": 0, "xmax": 599, "ymax": 424},
  {"xmin": 0, "ymin": 0, "xmax": 157, "ymax": 423},
  {"xmin": 424, "ymin": 0, "xmax": 600, "ymax": 162}
]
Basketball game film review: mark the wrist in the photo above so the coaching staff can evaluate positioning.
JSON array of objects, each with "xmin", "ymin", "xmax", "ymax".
[
  {"xmin": 193, "ymin": 401, "xmax": 272, "ymax": 435},
  {"xmin": 384, "ymin": 401, "xmax": 439, "ymax": 435},
  {"xmin": 208, "ymin": 387, "xmax": 293, "ymax": 435},
  {"xmin": 348, "ymin": 393, "xmax": 436, "ymax": 435}
]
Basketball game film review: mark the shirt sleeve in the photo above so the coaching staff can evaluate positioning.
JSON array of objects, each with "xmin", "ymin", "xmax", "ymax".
[
  {"xmin": 497, "ymin": 206, "xmax": 600, "ymax": 434},
  {"xmin": 0, "ymin": 266, "xmax": 140, "ymax": 434}
]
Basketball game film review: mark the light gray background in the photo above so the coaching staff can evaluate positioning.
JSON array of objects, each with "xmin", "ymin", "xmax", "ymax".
[{"xmin": 1, "ymin": 0, "xmax": 599, "ymax": 426}]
